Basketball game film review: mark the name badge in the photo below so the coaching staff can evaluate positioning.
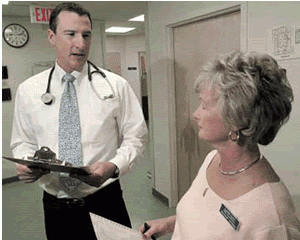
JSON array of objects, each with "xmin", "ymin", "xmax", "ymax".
[{"xmin": 219, "ymin": 203, "xmax": 240, "ymax": 231}]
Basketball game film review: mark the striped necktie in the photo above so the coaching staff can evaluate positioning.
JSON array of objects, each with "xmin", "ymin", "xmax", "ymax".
[{"xmin": 59, "ymin": 73, "xmax": 82, "ymax": 190}]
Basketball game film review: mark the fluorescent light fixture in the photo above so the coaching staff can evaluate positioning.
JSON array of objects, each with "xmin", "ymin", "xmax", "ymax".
[
  {"xmin": 105, "ymin": 27, "xmax": 135, "ymax": 33},
  {"xmin": 129, "ymin": 14, "xmax": 144, "ymax": 22}
]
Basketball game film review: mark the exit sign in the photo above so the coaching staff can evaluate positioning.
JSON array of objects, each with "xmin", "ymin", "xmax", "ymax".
[{"xmin": 30, "ymin": 5, "xmax": 54, "ymax": 24}]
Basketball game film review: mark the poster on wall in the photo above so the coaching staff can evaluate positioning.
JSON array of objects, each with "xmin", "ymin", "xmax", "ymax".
[{"xmin": 267, "ymin": 23, "xmax": 300, "ymax": 61}]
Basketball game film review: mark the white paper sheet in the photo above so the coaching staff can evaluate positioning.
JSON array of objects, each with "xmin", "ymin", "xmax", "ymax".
[
  {"xmin": 90, "ymin": 213, "xmax": 144, "ymax": 240},
  {"xmin": 267, "ymin": 22, "xmax": 300, "ymax": 60}
]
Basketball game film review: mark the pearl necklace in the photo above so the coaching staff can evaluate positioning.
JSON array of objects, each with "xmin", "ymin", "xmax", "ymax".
[{"xmin": 219, "ymin": 154, "xmax": 263, "ymax": 176}]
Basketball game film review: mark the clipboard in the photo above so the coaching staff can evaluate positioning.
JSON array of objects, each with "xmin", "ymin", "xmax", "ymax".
[{"xmin": 2, "ymin": 156, "xmax": 90, "ymax": 175}]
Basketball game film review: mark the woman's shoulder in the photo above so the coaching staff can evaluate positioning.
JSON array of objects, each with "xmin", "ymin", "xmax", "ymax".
[
  {"xmin": 266, "ymin": 181, "xmax": 299, "ymax": 224},
  {"xmin": 236, "ymin": 180, "xmax": 300, "ymax": 231},
  {"xmin": 198, "ymin": 150, "xmax": 218, "ymax": 172},
  {"xmin": 205, "ymin": 150, "xmax": 218, "ymax": 165}
]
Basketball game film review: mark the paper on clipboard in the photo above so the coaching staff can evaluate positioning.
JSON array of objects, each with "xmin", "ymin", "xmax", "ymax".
[
  {"xmin": 2, "ymin": 156, "xmax": 90, "ymax": 175},
  {"xmin": 90, "ymin": 213, "xmax": 144, "ymax": 240}
]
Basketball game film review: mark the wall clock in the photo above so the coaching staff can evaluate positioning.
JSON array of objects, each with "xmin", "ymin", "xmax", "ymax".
[{"xmin": 3, "ymin": 23, "xmax": 29, "ymax": 48}]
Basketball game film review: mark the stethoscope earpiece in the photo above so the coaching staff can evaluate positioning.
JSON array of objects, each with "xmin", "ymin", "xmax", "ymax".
[{"xmin": 41, "ymin": 93, "xmax": 54, "ymax": 105}]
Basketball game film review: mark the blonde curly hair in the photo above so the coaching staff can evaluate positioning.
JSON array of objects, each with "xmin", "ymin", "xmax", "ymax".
[{"xmin": 194, "ymin": 51, "xmax": 294, "ymax": 146}]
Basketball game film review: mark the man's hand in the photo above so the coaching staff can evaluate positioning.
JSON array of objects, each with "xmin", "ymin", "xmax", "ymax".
[
  {"xmin": 70, "ymin": 162, "xmax": 117, "ymax": 187},
  {"xmin": 16, "ymin": 164, "xmax": 50, "ymax": 183}
]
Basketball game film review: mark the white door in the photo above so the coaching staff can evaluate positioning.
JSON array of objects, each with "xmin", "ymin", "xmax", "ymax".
[
  {"xmin": 107, "ymin": 52, "xmax": 121, "ymax": 76},
  {"xmin": 173, "ymin": 10, "xmax": 241, "ymax": 199}
]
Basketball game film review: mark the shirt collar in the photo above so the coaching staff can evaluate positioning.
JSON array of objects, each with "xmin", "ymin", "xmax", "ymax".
[{"xmin": 53, "ymin": 61, "xmax": 88, "ymax": 85}]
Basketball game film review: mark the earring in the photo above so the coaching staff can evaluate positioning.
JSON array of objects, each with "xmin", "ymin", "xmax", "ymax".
[{"xmin": 228, "ymin": 130, "xmax": 240, "ymax": 142}]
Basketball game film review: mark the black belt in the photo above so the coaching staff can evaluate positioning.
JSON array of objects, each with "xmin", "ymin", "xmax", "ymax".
[
  {"xmin": 58, "ymin": 198, "xmax": 86, "ymax": 209},
  {"xmin": 44, "ymin": 180, "xmax": 121, "ymax": 210}
]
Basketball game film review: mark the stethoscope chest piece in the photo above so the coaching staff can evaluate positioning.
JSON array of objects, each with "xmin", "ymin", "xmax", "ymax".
[{"xmin": 41, "ymin": 92, "xmax": 55, "ymax": 105}]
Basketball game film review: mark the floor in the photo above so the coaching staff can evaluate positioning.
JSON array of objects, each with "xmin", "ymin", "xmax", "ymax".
[{"xmin": 2, "ymin": 142, "xmax": 176, "ymax": 240}]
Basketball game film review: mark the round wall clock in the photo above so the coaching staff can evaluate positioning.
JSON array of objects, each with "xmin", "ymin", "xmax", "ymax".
[{"xmin": 3, "ymin": 23, "xmax": 29, "ymax": 48}]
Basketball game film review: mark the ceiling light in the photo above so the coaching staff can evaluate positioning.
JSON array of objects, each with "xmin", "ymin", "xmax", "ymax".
[
  {"xmin": 129, "ymin": 15, "xmax": 144, "ymax": 22},
  {"xmin": 105, "ymin": 27, "xmax": 135, "ymax": 33}
]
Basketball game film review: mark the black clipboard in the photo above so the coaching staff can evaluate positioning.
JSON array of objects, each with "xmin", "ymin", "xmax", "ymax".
[{"xmin": 3, "ymin": 156, "xmax": 90, "ymax": 175}]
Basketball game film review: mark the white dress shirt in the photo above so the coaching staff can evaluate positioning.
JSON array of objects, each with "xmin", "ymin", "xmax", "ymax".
[{"xmin": 11, "ymin": 62, "xmax": 148, "ymax": 198}]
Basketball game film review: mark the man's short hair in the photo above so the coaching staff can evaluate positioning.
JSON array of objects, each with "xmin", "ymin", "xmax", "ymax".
[{"xmin": 49, "ymin": 2, "xmax": 92, "ymax": 33}]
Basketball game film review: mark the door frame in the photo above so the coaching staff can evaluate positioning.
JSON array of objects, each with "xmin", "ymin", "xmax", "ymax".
[{"xmin": 165, "ymin": 3, "xmax": 248, "ymax": 207}]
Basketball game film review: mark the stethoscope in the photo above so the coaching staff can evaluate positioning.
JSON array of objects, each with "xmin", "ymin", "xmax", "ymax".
[{"xmin": 41, "ymin": 60, "xmax": 115, "ymax": 105}]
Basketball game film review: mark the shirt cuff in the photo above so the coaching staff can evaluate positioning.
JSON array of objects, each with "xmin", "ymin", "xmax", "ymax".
[{"xmin": 109, "ymin": 155, "xmax": 128, "ymax": 177}]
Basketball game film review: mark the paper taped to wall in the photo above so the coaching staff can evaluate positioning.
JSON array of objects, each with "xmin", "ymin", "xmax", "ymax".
[
  {"xmin": 267, "ymin": 23, "xmax": 300, "ymax": 60},
  {"xmin": 90, "ymin": 213, "xmax": 144, "ymax": 240}
]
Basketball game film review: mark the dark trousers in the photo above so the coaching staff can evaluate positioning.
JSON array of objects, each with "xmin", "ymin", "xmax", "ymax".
[{"xmin": 43, "ymin": 180, "xmax": 131, "ymax": 240}]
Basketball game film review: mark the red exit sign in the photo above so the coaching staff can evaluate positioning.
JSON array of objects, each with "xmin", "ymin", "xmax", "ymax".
[{"xmin": 30, "ymin": 5, "xmax": 54, "ymax": 24}]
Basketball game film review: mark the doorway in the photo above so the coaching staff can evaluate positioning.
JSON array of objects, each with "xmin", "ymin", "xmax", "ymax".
[
  {"xmin": 139, "ymin": 51, "xmax": 149, "ymax": 121},
  {"xmin": 107, "ymin": 52, "xmax": 121, "ymax": 76},
  {"xmin": 173, "ymin": 10, "xmax": 241, "ymax": 199}
]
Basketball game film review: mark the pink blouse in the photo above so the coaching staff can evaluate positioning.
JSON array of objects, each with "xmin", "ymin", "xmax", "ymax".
[{"xmin": 172, "ymin": 150, "xmax": 300, "ymax": 240}]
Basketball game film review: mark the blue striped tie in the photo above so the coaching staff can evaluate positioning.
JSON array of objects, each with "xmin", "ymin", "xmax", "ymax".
[{"xmin": 59, "ymin": 73, "xmax": 82, "ymax": 190}]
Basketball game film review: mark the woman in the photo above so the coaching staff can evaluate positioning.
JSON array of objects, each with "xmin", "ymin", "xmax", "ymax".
[{"xmin": 139, "ymin": 51, "xmax": 300, "ymax": 239}]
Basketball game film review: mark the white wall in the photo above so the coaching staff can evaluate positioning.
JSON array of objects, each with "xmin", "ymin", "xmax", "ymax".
[
  {"xmin": 147, "ymin": 1, "xmax": 300, "ymax": 214},
  {"xmin": 106, "ymin": 34, "xmax": 146, "ymax": 104},
  {"xmin": 2, "ymin": 15, "xmax": 105, "ymax": 178}
]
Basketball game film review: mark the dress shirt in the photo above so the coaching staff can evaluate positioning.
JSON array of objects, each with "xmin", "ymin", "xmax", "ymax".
[
  {"xmin": 11, "ymin": 62, "xmax": 148, "ymax": 198},
  {"xmin": 172, "ymin": 150, "xmax": 300, "ymax": 239}
]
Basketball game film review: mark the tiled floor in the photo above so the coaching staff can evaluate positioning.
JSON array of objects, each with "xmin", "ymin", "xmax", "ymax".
[{"xmin": 2, "ymin": 143, "xmax": 176, "ymax": 240}]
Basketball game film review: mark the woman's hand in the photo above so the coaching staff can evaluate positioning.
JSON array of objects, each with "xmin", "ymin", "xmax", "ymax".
[
  {"xmin": 16, "ymin": 164, "xmax": 50, "ymax": 183},
  {"xmin": 138, "ymin": 216, "xmax": 176, "ymax": 240}
]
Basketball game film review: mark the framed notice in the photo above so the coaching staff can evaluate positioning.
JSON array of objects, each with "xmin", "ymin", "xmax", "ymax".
[{"xmin": 267, "ymin": 23, "xmax": 300, "ymax": 60}]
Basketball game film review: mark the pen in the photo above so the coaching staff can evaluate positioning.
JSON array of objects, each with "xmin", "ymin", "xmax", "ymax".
[{"xmin": 143, "ymin": 222, "xmax": 156, "ymax": 240}]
